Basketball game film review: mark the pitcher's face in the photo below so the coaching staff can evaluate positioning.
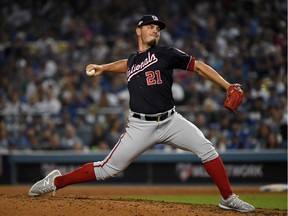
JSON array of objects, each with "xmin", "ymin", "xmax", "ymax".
[{"xmin": 138, "ymin": 24, "xmax": 161, "ymax": 47}]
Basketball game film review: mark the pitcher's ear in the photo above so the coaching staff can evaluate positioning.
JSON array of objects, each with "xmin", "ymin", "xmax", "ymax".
[{"xmin": 136, "ymin": 27, "xmax": 141, "ymax": 36}]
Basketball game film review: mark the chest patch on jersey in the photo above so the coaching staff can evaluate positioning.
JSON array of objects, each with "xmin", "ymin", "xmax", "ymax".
[{"xmin": 127, "ymin": 52, "xmax": 158, "ymax": 81}]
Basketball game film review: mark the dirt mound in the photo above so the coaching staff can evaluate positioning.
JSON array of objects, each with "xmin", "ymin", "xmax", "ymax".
[{"xmin": 0, "ymin": 186, "xmax": 286, "ymax": 216}]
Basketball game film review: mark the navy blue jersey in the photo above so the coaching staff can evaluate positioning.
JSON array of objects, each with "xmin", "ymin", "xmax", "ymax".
[{"xmin": 127, "ymin": 45, "xmax": 195, "ymax": 114}]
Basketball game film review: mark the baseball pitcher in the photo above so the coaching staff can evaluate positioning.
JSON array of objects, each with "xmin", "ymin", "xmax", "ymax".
[{"xmin": 29, "ymin": 15, "xmax": 253, "ymax": 213}]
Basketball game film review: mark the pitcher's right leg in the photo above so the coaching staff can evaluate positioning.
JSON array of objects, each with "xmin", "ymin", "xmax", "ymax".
[{"xmin": 28, "ymin": 116, "xmax": 158, "ymax": 196}]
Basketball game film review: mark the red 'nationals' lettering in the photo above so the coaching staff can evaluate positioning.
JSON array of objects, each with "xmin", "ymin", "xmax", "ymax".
[{"xmin": 145, "ymin": 70, "xmax": 162, "ymax": 85}]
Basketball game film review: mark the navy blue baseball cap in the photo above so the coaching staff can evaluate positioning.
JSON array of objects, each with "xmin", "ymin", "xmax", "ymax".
[{"xmin": 137, "ymin": 15, "xmax": 166, "ymax": 30}]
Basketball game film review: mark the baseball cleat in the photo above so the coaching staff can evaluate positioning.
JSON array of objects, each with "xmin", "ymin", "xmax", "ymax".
[
  {"xmin": 219, "ymin": 194, "xmax": 255, "ymax": 212},
  {"xmin": 28, "ymin": 170, "xmax": 61, "ymax": 197}
]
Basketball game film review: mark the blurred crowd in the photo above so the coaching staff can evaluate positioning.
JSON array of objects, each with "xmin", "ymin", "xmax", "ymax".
[{"xmin": 0, "ymin": 0, "xmax": 287, "ymax": 152}]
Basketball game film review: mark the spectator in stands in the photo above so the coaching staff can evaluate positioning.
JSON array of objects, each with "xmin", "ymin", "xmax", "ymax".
[
  {"xmin": 87, "ymin": 76, "xmax": 103, "ymax": 105},
  {"xmin": 106, "ymin": 115, "xmax": 124, "ymax": 149},
  {"xmin": 206, "ymin": 124, "xmax": 222, "ymax": 150},
  {"xmin": 0, "ymin": 121, "xmax": 13, "ymax": 150},
  {"xmin": 61, "ymin": 123, "xmax": 85, "ymax": 151},
  {"xmin": 256, "ymin": 123, "xmax": 278, "ymax": 149},
  {"xmin": 266, "ymin": 105, "xmax": 287, "ymax": 149},
  {"xmin": 40, "ymin": 87, "xmax": 62, "ymax": 117},
  {"xmin": 1, "ymin": 89, "xmax": 22, "ymax": 116},
  {"xmin": 228, "ymin": 121, "xmax": 250, "ymax": 149},
  {"xmin": 89, "ymin": 125, "xmax": 109, "ymax": 151},
  {"xmin": 90, "ymin": 36, "xmax": 109, "ymax": 62},
  {"xmin": 194, "ymin": 113, "xmax": 209, "ymax": 137},
  {"xmin": 20, "ymin": 127, "xmax": 41, "ymax": 151},
  {"xmin": 39, "ymin": 126, "xmax": 54, "ymax": 150},
  {"xmin": 45, "ymin": 133, "xmax": 63, "ymax": 151},
  {"xmin": 21, "ymin": 92, "xmax": 41, "ymax": 117}
]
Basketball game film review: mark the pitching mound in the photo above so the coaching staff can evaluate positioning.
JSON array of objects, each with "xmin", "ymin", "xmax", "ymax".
[{"xmin": 0, "ymin": 185, "xmax": 286, "ymax": 216}]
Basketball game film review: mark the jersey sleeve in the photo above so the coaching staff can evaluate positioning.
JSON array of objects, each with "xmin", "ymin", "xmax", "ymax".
[{"xmin": 166, "ymin": 47, "xmax": 195, "ymax": 71}]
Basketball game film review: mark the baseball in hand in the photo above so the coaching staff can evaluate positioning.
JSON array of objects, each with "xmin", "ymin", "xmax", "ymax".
[{"xmin": 86, "ymin": 69, "xmax": 95, "ymax": 76}]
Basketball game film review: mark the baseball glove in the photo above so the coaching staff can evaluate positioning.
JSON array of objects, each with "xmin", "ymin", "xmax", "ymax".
[{"xmin": 224, "ymin": 84, "xmax": 244, "ymax": 114}]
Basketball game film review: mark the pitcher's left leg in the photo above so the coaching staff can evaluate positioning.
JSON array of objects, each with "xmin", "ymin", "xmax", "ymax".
[{"xmin": 162, "ymin": 113, "xmax": 232, "ymax": 199}]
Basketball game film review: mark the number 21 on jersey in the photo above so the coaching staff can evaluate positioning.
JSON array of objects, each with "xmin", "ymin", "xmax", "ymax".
[{"xmin": 145, "ymin": 70, "xmax": 163, "ymax": 86}]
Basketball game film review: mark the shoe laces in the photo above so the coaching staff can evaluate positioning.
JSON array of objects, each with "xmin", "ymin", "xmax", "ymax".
[
  {"xmin": 40, "ymin": 185, "xmax": 56, "ymax": 195},
  {"xmin": 229, "ymin": 194, "xmax": 245, "ymax": 207}
]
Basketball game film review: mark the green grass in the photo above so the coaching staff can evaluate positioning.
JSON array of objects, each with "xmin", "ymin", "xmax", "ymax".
[{"xmin": 123, "ymin": 194, "xmax": 287, "ymax": 210}]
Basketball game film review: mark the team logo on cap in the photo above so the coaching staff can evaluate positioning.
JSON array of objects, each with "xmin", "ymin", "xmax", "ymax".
[{"xmin": 152, "ymin": 15, "xmax": 158, "ymax": 20}]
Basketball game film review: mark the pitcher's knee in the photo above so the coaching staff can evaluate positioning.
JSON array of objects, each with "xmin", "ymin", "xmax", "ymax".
[
  {"xmin": 93, "ymin": 161, "xmax": 123, "ymax": 181},
  {"xmin": 199, "ymin": 148, "xmax": 219, "ymax": 163}
]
